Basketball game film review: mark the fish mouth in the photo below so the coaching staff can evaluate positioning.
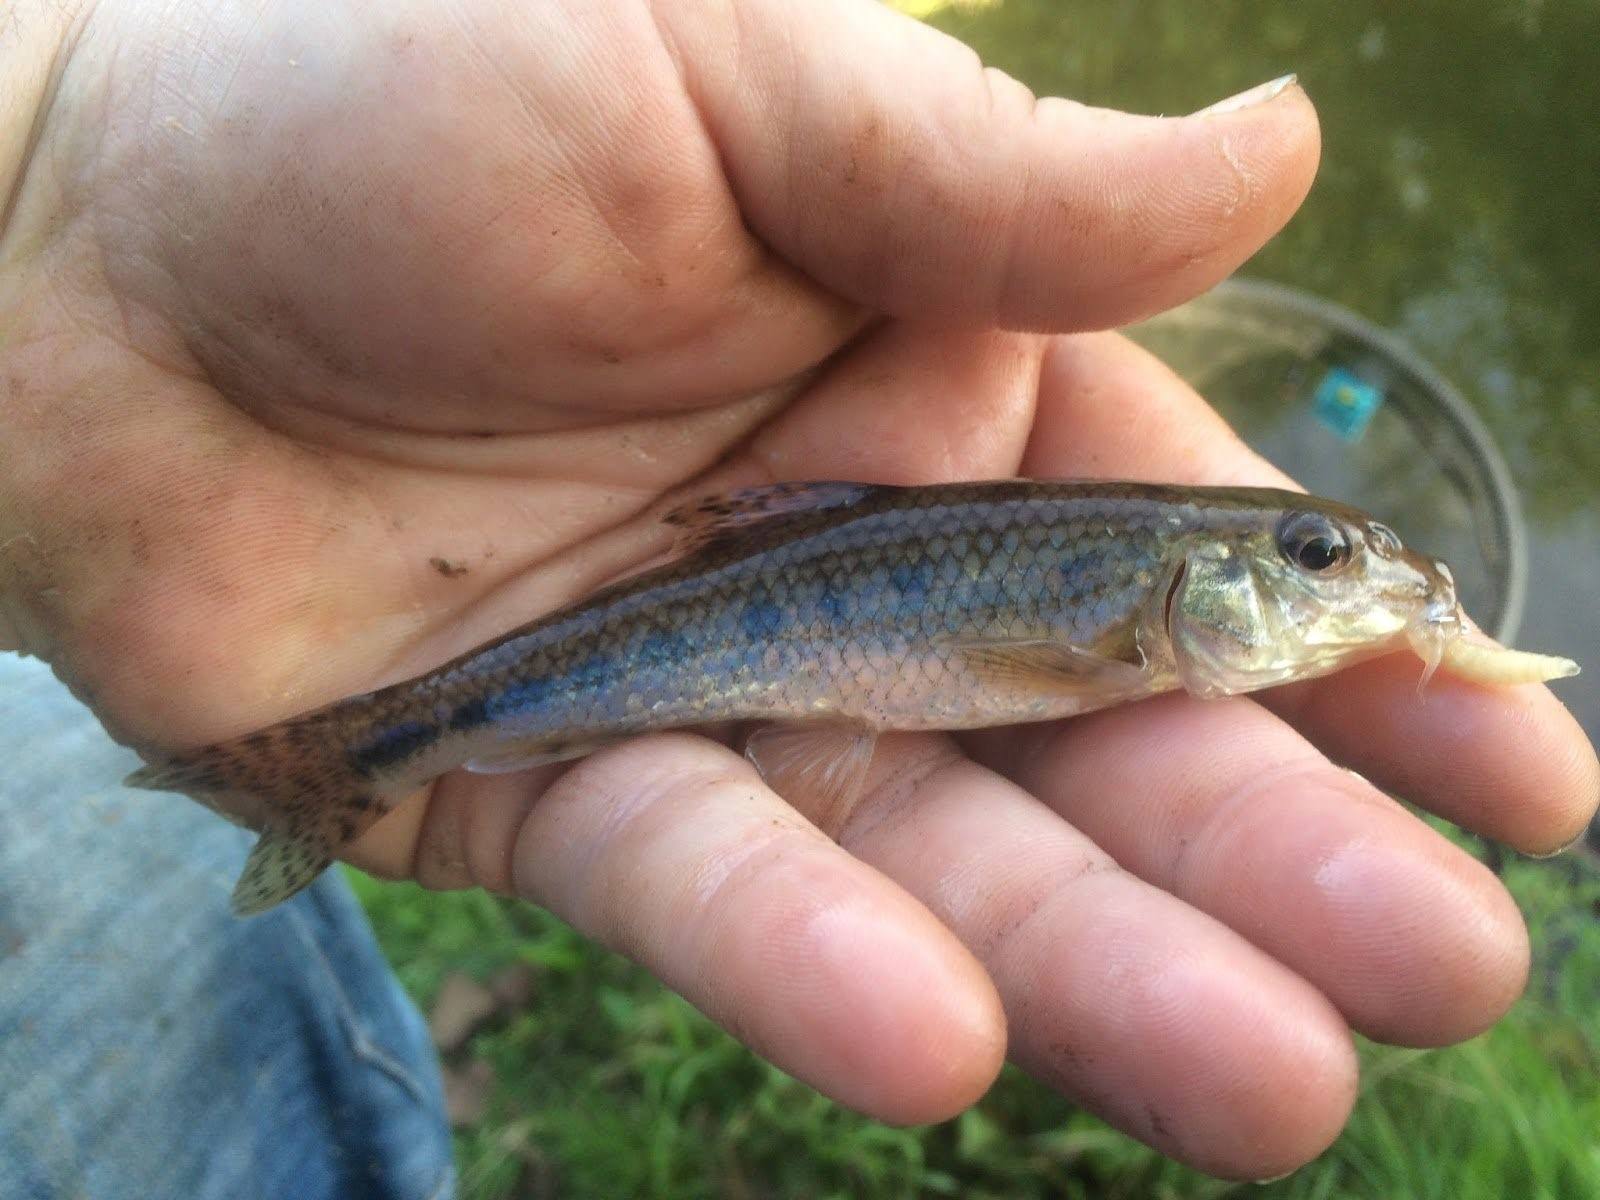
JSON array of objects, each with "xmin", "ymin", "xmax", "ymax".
[{"xmin": 1403, "ymin": 558, "xmax": 1463, "ymax": 691}]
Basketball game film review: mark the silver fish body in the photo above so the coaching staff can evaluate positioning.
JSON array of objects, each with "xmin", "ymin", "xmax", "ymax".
[
  {"xmin": 127, "ymin": 480, "xmax": 1464, "ymax": 912},
  {"xmin": 397, "ymin": 481, "xmax": 1448, "ymax": 752}
]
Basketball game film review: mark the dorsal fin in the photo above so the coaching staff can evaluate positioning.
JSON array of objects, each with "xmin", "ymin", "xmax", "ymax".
[{"xmin": 663, "ymin": 481, "xmax": 882, "ymax": 555}]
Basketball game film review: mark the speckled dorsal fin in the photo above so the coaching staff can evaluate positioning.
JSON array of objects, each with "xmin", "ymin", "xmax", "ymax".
[{"xmin": 664, "ymin": 482, "xmax": 881, "ymax": 556}]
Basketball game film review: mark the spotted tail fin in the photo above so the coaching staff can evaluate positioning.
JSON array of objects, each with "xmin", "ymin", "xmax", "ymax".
[{"xmin": 124, "ymin": 707, "xmax": 410, "ymax": 916}]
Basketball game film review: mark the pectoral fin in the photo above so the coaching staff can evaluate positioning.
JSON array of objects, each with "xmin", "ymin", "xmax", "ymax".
[
  {"xmin": 744, "ymin": 721, "xmax": 878, "ymax": 831},
  {"xmin": 951, "ymin": 638, "xmax": 1149, "ymax": 695}
]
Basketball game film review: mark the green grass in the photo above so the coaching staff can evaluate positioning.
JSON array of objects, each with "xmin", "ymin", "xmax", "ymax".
[{"xmin": 352, "ymin": 847, "xmax": 1600, "ymax": 1199}]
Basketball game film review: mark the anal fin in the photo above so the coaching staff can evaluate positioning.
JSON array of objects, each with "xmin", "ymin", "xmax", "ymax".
[{"xmin": 744, "ymin": 721, "xmax": 878, "ymax": 833}]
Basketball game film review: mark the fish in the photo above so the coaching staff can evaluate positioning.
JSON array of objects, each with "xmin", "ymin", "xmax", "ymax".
[{"xmin": 124, "ymin": 480, "xmax": 1579, "ymax": 915}]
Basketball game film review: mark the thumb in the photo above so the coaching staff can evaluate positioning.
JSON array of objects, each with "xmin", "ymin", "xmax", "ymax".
[{"xmin": 660, "ymin": 0, "xmax": 1319, "ymax": 330}]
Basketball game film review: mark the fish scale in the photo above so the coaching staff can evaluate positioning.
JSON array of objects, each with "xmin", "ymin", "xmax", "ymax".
[{"xmin": 126, "ymin": 478, "xmax": 1517, "ymax": 914}]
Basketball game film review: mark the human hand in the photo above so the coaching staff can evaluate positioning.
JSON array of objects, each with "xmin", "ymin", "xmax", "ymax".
[{"xmin": 3, "ymin": 0, "xmax": 1595, "ymax": 1179}]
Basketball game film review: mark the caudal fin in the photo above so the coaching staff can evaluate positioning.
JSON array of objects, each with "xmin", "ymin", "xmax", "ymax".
[{"xmin": 125, "ymin": 709, "xmax": 403, "ymax": 915}]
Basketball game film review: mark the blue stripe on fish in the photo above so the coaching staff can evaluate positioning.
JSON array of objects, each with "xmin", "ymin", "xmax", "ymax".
[
  {"xmin": 816, "ymin": 579, "xmax": 848, "ymax": 621},
  {"xmin": 637, "ymin": 630, "xmax": 689, "ymax": 666},
  {"xmin": 570, "ymin": 653, "xmax": 615, "ymax": 689},
  {"xmin": 351, "ymin": 719, "xmax": 435, "ymax": 773},
  {"xmin": 485, "ymin": 675, "xmax": 555, "ymax": 722},
  {"xmin": 891, "ymin": 561, "xmax": 931, "ymax": 602},
  {"xmin": 741, "ymin": 600, "xmax": 786, "ymax": 639},
  {"xmin": 448, "ymin": 696, "xmax": 490, "ymax": 732}
]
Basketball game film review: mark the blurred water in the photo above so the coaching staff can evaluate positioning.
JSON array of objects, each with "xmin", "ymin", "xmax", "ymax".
[{"xmin": 925, "ymin": 0, "xmax": 1600, "ymax": 742}]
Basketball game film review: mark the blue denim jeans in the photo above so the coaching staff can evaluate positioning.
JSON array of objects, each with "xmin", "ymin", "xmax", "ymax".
[{"xmin": 0, "ymin": 654, "xmax": 455, "ymax": 1199}]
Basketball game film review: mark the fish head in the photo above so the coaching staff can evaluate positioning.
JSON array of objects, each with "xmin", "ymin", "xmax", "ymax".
[{"xmin": 1165, "ymin": 496, "xmax": 1460, "ymax": 697}]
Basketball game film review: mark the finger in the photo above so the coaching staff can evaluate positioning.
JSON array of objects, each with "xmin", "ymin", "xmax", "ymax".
[
  {"xmin": 1020, "ymin": 331, "xmax": 1600, "ymax": 854},
  {"xmin": 470, "ymin": 734, "xmax": 1006, "ymax": 1125},
  {"xmin": 1262, "ymin": 658, "xmax": 1600, "ymax": 856},
  {"xmin": 349, "ymin": 767, "xmax": 554, "ymax": 895},
  {"xmin": 809, "ymin": 732, "xmax": 1356, "ymax": 1180},
  {"xmin": 966, "ymin": 696, "xmax": 1530, "ymax": 1047},
  {"xmin": 745, "ymin": 321, "xmax": 1044, "ymax": 485},
  {"xmin": 661, "ymin": 0, "xmax": 1319, "ymax": 328},
  {"xmin": 1019, "ymin": 330, "xmax": 1291, "ymax": 486}
]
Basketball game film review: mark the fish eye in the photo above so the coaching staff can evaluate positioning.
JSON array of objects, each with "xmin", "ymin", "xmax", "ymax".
[
  {"xmin": 1367, "ymin": 522, "xmax": 1403, "ymax": 556},
  {"xmin": 1277, "ymin": 512, "xmax": 1352, "ymax": 574}
]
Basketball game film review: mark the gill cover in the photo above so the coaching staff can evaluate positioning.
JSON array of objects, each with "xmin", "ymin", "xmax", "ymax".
[{"xmin": 1165, "ymin": 546, "xmax": 1315, "ymax": 699}]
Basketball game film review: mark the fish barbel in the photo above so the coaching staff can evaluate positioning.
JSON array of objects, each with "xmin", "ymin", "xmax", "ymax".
[{"xmin": 125, "ymin": 480, "xmax": 1578, "ymax": 914}]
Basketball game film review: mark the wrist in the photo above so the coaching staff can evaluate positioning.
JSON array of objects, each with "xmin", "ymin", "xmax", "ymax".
[{"xmin": 0, "ymin": 1, "xmax": 86, "ymax": 247}]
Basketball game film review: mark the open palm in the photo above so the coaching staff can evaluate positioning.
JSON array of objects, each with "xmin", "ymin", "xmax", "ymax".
[{"xmin": 2, "ymin": 0, "xmax": 1594, "ymax": 1179}]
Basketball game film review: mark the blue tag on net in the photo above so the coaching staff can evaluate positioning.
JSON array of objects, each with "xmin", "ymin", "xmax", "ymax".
[{"xmin": 1312, "ymin": 367, "xmax": 1383, "ymax": 442}]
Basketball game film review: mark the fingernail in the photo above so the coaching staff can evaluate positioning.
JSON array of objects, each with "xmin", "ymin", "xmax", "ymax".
[
  {"xmin": 1522, "ymin": 826, "xmax": 1590, "ymax": 860},
  {"xmin": 1192, "ymin": 73, "xmax": 1299, "ymax": 116}
]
